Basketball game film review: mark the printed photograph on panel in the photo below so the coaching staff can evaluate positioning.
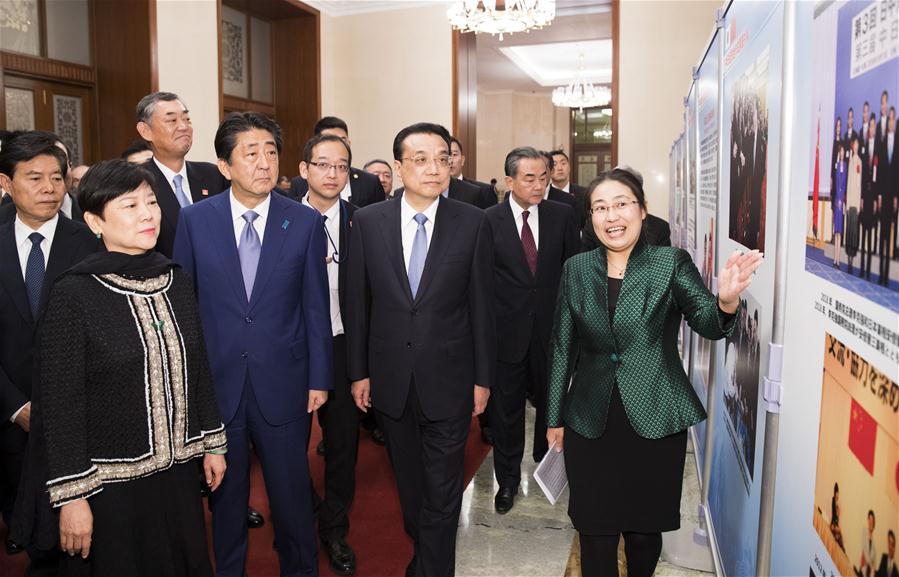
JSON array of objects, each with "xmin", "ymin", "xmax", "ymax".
[
  {"xmin": 806, "ymin": 0, "xmax": 899, "ymax": 313},
  {"xmin": 722, "ymin": 292, "xmax": 762, "ymax": 488},
  {"xmin": 812, "ymin": 333, "xmax": 898, "ymax": 577},
  {"xmin": 729, "ymin": 47, "xmax": 769, "ymax": 253}
]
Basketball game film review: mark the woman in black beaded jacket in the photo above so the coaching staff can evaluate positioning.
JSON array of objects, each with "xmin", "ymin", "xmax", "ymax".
[{"xmin": 36, "ymin": 159, "xmax": 226, "ymax": 575}]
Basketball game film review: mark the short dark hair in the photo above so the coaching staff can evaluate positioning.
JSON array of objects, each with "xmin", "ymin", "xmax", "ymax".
[
  {"xmin": 121, "ymin": 138, "xmax": 152, "ymax": 160},
  {"xmin": 303, "ymin": 133, "xmax": 352, "ymax": 166},
  {"xmin": 550, "ymin": 149, "xmax": 569, "ymax": 162},
  {"xmin": 136, "ymin": 91, "xmax": 182, "ymax": 124},
  {"xmin": 504, "ymin": 146, "xmax": 545, "ymax": 178},
  {"xmin": 363, "ymin": 158, "xmax": 391, "ymax": 171},
  {"xmin": 313, "ymin": 116, "xmax": 348, "ymax": 136},
  {"xmin": 848, "ymin": 107, "xmax": 854, "ymax": 114},
  {"xmin": 450, "ymin": 136, "xmax": 463, "ymax": 153},
  {"xmin": 868, "ymin": 510, "xmax": 876, "ymax": 522},
  {"xmin": 77, "ymin": 159, "xmax": 154, "ymax": 217},
  {"xmin": 214, "ymin": 112, "xmax": 283, "ymax": 162},
  {"xmin": 889, "ymin": 529, "xmax": 895, "ymax": 542},
  {"xmin": 587, "ymin": 167, "xmax": 647, "ymax": 211},
  {"xmin": 541, "ymin": 150, "xmax": 554, "ymax": 171},
  {"xmin": 863, "ymin": 100, "xmax": 870, "ymax": 107},
  {"xmin": 392, "ymin": 123, "xmax": 451, "ymax": 161},
  {"xmin": 0, "ymin": 131, "xmax": 68, "ymax": 178},
  {"xmin": 882, "ymin": 90, "xmax": 889, "ymax": 101}
]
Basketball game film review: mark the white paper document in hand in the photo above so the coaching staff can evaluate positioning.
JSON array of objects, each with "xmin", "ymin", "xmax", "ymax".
[{"xmin": 533, "ymin": 442, "xmax": 568, "ymax": 505}]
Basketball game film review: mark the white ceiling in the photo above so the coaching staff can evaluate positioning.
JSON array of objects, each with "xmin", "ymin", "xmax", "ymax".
[{"xmin": 304, "ymin": 0, "xmax": 613, "ymax": 94}]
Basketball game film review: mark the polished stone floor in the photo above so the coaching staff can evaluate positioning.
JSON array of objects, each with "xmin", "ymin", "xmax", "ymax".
[{"xmin": 455, "ymin": 407, "xmax": 715, "ymax": 577}]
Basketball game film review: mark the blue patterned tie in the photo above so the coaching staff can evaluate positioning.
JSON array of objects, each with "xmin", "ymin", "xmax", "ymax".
[
  {"xmin": 238, "ymin": 211, "xmax": 261, "ymax": 299},
  {"xmin": 408, "ymin": 213, "xmax": 428, "ymax": 298},
  {"xmin": 25, "ymin": 232, "xmax": 45, "ymax": 318},
  {"xmin": 173, "ymin": 174, "xmax": 190, "ymax": 208}
]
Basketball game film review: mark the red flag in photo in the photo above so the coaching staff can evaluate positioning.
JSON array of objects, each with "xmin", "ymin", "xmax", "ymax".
[{"xmin": 848, "ymin": 399, "xmax": 877, "ymax": 475}]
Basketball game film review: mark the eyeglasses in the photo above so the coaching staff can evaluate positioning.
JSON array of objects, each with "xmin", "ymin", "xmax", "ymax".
[
  {"xmin": 308, "ymin": 161, "xmax": 349, "ymax": 174},
  {"xmin": 590, "ymin": 200, "xmax": 640, "ymax": 217},
  {"xmin": 401, "ymin": 155, "xmax": 451, "ymax": 168}
]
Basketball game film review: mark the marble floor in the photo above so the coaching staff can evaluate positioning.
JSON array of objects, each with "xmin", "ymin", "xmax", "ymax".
[{"xmin": 455, "ymin": 407, "xmax": 716, "ymax": 577}]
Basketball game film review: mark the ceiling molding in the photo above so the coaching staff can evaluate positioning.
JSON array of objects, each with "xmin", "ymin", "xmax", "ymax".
[{"xmin": 302, "ymin": 0, "xmax": 438, "ymax": 17}]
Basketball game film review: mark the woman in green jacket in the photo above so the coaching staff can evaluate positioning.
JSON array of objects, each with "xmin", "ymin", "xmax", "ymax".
[{"xmin": 546, "ymin": 168, "xmax": 762, "ymax": 577}]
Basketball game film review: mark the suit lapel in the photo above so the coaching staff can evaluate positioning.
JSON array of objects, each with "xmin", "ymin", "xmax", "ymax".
[
  {"xmin": 377, "ymin": 199, "xmax": 414, "ymax": 303},
  {"xmin": 535, "ymin": 203, "xmax": 552, "ymax": 281},
  {"xmin": 414, "ymin": 196, "xmax": 456, "ymax": 304},
  {"xmin": 0, "ymin": 222, "xmax": 32, "ymax": 324},
  {"xmin": 207, "ymin": 191, "xmax": 249, "ymax": 307},
  {"xmin": 41, "ymin": 217, "xmax": 79, "ymax": 309},
  {"xmin": 499, "ymin": 202, "xmax": 533, "ymax": 285},
  {"xmin": 337, "ymin": 201, "xmax": 349, "ymax": 307},
  {"xmin": 147, "ymin": 160, "xmax": 181, "ymax": 233},
  {"xmin": 186, "ymin": 161, "xmax": 214, "ymax": 203},
  {"xmin": 248, "ymin": 192, "xmax": 290, "ymax": 312}
]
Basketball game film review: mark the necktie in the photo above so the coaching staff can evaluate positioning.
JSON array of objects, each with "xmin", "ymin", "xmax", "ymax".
[
  {"xmin": 408, "ymin": 213, "xmax": 428, "ymax": 298},
  {"xmin": 521, "ymin": 210, "xmax": 537, "ymax": 277},
  {"xmin": 173, "ymin": 174, "xmax": 190, "ymax": 208},
  {"xmin": 238, "ymin": 211, "xmax": 261, "ymax": 299},
  {"xmin": 25, "ymin": 232, "xmax": 45, "ymax": 318}
]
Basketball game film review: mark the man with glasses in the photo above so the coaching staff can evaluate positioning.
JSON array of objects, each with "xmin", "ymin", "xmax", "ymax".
[
  {"xmin": 393, "ymin": 137, "xmax": 482, "ymax": 206},
  {"xmin": 347, "ymin": 123, "xmax": 495, "ymax": 577},
  {"xmin": 298, "ymin": 133, "xmax": 360, "ymax": 575}
]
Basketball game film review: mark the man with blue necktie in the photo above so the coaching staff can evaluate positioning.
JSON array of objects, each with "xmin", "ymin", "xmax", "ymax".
[{"xmin": 173, "ymin": 112, "xmax": 332, "ymax": 577}]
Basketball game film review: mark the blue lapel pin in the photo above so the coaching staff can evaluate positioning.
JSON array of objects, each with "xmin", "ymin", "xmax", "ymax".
[{"xmin": 282, "ymin": 219, "xmax": 290, "ymax": 230}]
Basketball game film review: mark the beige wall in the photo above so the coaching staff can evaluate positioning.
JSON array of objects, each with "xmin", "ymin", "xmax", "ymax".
[
  {"xmin": 618, "ymin": 0, "xmax": 719, "ymax": 215},
  {"xmin": 475, "ymin": 91, "xmax": 568, "ymax": 190},
  {"xmin": 155, "ymin": 0, "xmax": 220, "ymax": 163},
  {"xmin": 320, "ymin": 5, "xmax": 453, "ymax": 177}
]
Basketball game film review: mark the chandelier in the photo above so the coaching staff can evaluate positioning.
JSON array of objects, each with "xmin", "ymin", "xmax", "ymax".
[
  {"xmin": 552, "ymin": 54, "xmax": 610, "ymax": 111},
  {"xmin": 447, "ymin": 0, "xmax": 555, "ymax": 41}
]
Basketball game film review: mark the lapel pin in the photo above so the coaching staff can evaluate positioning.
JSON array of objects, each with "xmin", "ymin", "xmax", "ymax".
[
  {"xmin": 282, "ymin": 219, "xmax": 290, "ymax": 230},
  {"xmin": 152, "ymin": 320, "xmax": 165, "ymax": 330},
  {"xmin": 202, "ymin": 189, "xmax": 209, "ymax": 196},
  {"xmin": 353, "ymin": 173, "xmax": 358, "ymax": 179}
]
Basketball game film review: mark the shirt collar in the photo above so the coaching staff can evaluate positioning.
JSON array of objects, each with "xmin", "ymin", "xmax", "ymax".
[
  {"xmin": 508, "ymin": 195, "xmax": 538, "ymax": 220},
  {"xmin": 401, "ymin": 194, "xmax": 439, "ymax": 226},
  {"xmin": 229, "ymin": 189, "xmax": 271, "ymax": 223},
  {"xmin": 153, "ymin": 157, "xmax": 188, "ymax": 187},
  {"xmin": 302, "ymin": 194, "xmax": 340, "ymax": 221},
  {"xmin": 15, "ymin": 212, "xmax": 59, "ymax": 248}
]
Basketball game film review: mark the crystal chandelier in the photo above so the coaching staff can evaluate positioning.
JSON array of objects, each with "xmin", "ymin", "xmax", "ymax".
[
  {"xmin": 447, "ymin": 0, "xmax": 555, "ymax": 41},
  {"xmin": 552, "ymin": 54, "xmax": 610, "ymax": 111}
]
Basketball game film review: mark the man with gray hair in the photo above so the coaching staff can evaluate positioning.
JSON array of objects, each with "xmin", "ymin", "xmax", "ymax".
[{"xmin": 135, "ymin": 91, "xmax": 229, "ymax": 257}]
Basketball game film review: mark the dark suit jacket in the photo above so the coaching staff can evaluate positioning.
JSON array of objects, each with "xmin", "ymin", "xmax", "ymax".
[
  {"xmin": 289, "ymin": 167, "xmax": 384, "ymax": 209},
  {"xmin": 876, "ymin": 554, "xmax": 898, "ymax": 577},
  {"xmin": 0, "ymin": 216, "xmax": 97, "ymax": 448},
  {"xmin": 393, "ymin": 178, "xmax": 483, "ymax": 207},
  {"xmin": 172, "ymin": 190, "xmax": 332, "ymax": 426},
  {"xmin": 335, "ymin": 200, "xmax": 356, "ymax": 310},
  {"xmin": 547, "ymin": 241, "xmax": 737, "ymax": 439},
  {"xmin": 581, "ymin": 212, "xmax": 672, "ymax": 252},
  {"xmin": 485, "ymin": 199, "xmax": 579, "ymax": 363},
  {"xmin": 570, "ymin": 183, "xmax": 589, "ymax": 227},
  {"xmin": 463, "ymin": 177, "xmax": 497, "ymax": 209},
  {"xmin": 879, "ymin": 135, "xmax": 898, "ymax": 223},
  {"xmin": 143, "ymin": 159, "xmax": 229, "ymax": 258},
  {"xmin": 346, "ymin": 196, "xmax": 495, "ymax": 421}
]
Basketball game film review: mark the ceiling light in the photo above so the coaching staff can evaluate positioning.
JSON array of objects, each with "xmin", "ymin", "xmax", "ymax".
[
  {"xmin": 447, "ymin": 0, "xmax": 556, "ymax": 41},
  {"xmin": 552, "ymin": 54, "xmax": 611, "ymax": 111}
]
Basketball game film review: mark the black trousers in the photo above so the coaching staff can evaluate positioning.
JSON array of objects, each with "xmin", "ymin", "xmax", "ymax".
[
  {"xmin": 0, "ymin": 428, "xmax": 25, "ymax": 527},
  {"xmin": 860, "ymin": 220, "xmax": 875, "ymax": 278},
  {"xmin": 578, "ymin": 532, "xmax": 662, "ymax": 577},
  {"xmin": 376, "ymin": 381, "xmax": 469, "ymax": 577},
  {"xmin": 490, "ymin": 331, "xmax": 546, "ymax": 489},
  {"xmin": 879, "ymin": 218, "xmax": 893, "ymax": 285},
  {"xmin": 316, "ymin": 334, "xmax": 359, "ymax": 541}
]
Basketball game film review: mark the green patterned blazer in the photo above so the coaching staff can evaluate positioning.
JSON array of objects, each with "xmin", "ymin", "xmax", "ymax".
[{"xmin": 547, "ymin": 240, "xmax": 738, "ymax": 440}]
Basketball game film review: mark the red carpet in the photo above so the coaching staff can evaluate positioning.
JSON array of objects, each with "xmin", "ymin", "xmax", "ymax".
[{"xmin": 1, "ymin": 417, "xmax": 492, "ymax": 577}]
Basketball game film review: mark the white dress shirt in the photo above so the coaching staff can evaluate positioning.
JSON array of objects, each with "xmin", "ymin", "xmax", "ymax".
[
  {"xmin": 11, "ymin": 214, "xmax": 58, "ymax": 422},
  {"xmin": 60, "ymin": 193, "xmax": 74, "ymax": 219},
  {"xmin": 339, "ymin": 180, "xmax": 351, "ymax": 202},
  {"xmin": 154, "ymin": 157, "xmax": 193, "ymax": 204},
  {"xmin": 401, "ymin": 195, "xmax": 439, "ymax": 272},
  {"xmin": 229, "ymin": 190, "xmax": 270, "ymax": 246},
  {"xmin": 15, "ymin": 214, "xmax": 58, "ymax": 282},
  {"xmin": 509, "ymin": 197, "xmax": 539, "ymax": 249},
  {"xmin": 303, "ymin": 195, "xmax": 344, "ymax": 337}
]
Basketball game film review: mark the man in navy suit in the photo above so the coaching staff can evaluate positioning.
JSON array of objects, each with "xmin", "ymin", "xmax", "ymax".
[
  {"xmin": 347, "ymin": 123, "xmax": 495, "ymax": 577},
  {"xmin": 173, "ymin": 112, "xmax": 332, "ymax": 577}
]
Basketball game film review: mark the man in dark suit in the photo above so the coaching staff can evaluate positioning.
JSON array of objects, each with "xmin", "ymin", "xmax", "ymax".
[
  {"xmin": 550, "ymin": 149, "xmax": 588, "ymax": 228},
  {"xmin": 173, "ymin": 112, "xmax": 332, "ymax": 577},
  {"xmin": 450, "ymin": 137, "xmax": 496, "ymax": 209},
  {"xmin": 879, "ymin": 111, "xmax": 897, "ymax": 285},
  {"xmin": 297, "ymin": 133, "xmax": 360, "ymax": 575},
  {"xmin": 288, "ymin": 117, "xmax": 384, "ymax": 208},
  {"xmin": 876, "ymin": 91, "xmax": 890, "ymax": 148},
  {"xmin": 347, "ymin": 123, "xmax": 495, "ymax": 577},
  {"xmin": 135, "ymin": 91, "xmax": 229, "ymax": 257},
  {"xmin": 0, "ymin": 133, "xmax": 97, "ymax": 563},
  {"xmin": 539, "ymin": 151, "xmax": 582, "ymax": 224},
  {"xmin": 860, "ymin": 114, "xmax": 879, "ymax": 280},
  {"xmin": 485, "ymin": 147, "xmax": 579, "ymax": 513},
  {"xmin": 876, "ymin": 530, "xmax": 898, "ymax": 577}
]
